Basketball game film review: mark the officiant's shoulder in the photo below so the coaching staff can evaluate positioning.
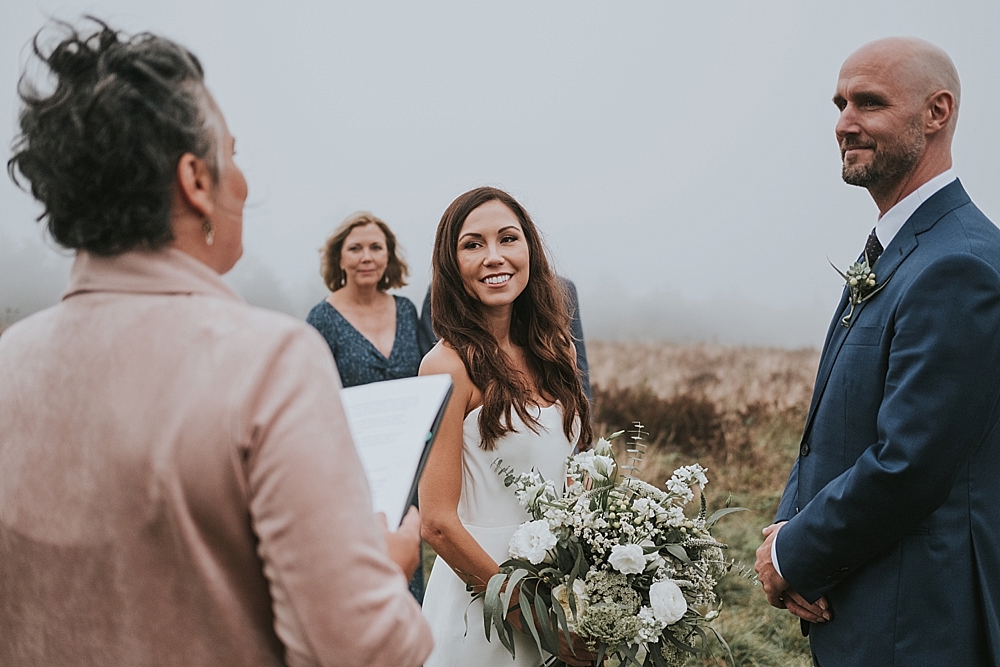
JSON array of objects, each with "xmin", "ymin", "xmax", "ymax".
[{"xmin": 193, "ymin": 296, "xmax": 339, "ymax": 376}]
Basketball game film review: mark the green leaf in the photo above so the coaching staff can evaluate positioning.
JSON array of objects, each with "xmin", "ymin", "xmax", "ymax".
[
  {"xmin": 550, "ymin": 593, "xmax": 574, "ymax": 652},
  {"xmin": 828, "ymin": 257, "xmax": 849, "ymax": 281},
  {"xmin": 484, "ymin": 572, "xmax": 507, "ymax": 642},
  {"xmin": 519, "ymin": 587, "xmax": 545, "ymax": 655},
  {"xmin": 649, "ymin": 641, "xmax": 669, "ymax": 667},
  {"xmin": 711, "ymin": 626, "xmax": 737, "ymax": 667},
  {"xmin": 665, "ymin": 543, "xmax": 690, "ymax": 563},
  {"xmin": 663, "ymin": 628, "xmax": 700, "ymax": 654},
  {"xmin": 501, "ymin": 569, "xmax": 530, "ymax": 618},
  {"xmin": 690, "ymin": 625, "xmax": 708, "ymax": 651},
  {"xmin": 621, "ymin": 642, "xmax": 643, "ymax": 667},
  {"xmin": 706, "ymin": 506, "xmax": 750, "ymax": 528},
  {"xmin": 595, "ymin": 642, "xmax": 608, "ymax": 666},
  {"xmin": 499, "ymin": 558, "xmax": 540, "ymax": 574},
  {"xmin": 535, "ymin": 590, "xmax": 559, "ymax": 654}
]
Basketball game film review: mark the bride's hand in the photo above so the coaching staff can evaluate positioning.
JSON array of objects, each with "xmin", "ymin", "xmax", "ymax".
[
  {"xmin": 556, "ymin": 631, "xmax": 600, "ymax": 666},
  {"xmin": 506, "ymin": 605, "xmax": 600, "ymax": 666},
  {"xmin": 378, "ymin": 507, "xmax": 422, "ymax": 580}
]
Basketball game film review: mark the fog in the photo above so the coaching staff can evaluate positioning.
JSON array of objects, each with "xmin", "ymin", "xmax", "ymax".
[{"xmin": 3, "ymin": 1, "xmax": 999, "ymax": 347}]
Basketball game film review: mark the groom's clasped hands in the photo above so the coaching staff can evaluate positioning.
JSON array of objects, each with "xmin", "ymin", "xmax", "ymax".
[{"xmin": 754, "ymin": 522, "xmax": 831, "ymax": 625}]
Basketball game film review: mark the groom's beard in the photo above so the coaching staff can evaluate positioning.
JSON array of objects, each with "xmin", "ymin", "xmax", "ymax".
[{"xmin": 840, "ymin": 116, "xmax": 924, "ymax": 190}]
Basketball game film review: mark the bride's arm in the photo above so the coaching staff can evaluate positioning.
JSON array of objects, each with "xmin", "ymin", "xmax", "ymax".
[{"xmin": 418, "ymin": 343, "xmax": 499, "ymax": 591}]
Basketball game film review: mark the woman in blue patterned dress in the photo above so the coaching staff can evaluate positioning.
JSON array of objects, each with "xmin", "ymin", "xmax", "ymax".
[{"xmin": 306, "ymin": 211, "xmax": 431, "ymax": 600}]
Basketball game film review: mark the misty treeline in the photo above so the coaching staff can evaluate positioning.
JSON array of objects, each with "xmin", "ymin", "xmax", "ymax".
[
  {"xmin": 0, "ymin": 234, "xmax": 328, "ymax": 331},
  {"xmin": 2, "ymin": 234, "xmax": 833, "ymax": 347}
]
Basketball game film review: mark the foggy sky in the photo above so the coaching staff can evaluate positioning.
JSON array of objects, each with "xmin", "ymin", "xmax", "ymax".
[{"xmin": 3, "ymin": 1, "xmax": 999, "ymax": 346}]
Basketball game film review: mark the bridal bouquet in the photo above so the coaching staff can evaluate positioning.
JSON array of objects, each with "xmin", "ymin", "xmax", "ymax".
[{"xmin": 480, "ymin": 429, "xmax": 744, "ymax": 667}]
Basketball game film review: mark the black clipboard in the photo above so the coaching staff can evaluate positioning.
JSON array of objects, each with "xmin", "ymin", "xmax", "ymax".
[{"xmin": 398, "ymin": 382, "xmax": 453, "ymax": 526}]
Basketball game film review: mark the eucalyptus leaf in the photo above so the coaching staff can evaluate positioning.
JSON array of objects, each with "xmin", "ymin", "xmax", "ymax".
[
  {"xmin": 484, "ymin": 573, "xmax": 507, "ymax": 642},
  {"xmin": 665, "ymin": 543, "xmax": 691, "ymax": 563},
  {"xmin": 663, "ymin": 629, "xmax": 700, "ymax": 654},
  {"xmin": 501, "ymin": 569, "xmax": 530, "ymax": 618},
  {"xmin": 706, "ymin": 506, "xmax": 750, "ymax": 528},
  {"xmin": 519, "ymin": 588, "xmax": 544, "ymax": 655},
  {"xmin": 711, "ymin": 626, "xmax": 737, "ymax": 667},
  {"xmin": 535, "ymin": 591, "xmax": 558, "ymax": 654},
  {"xmin": 550, "ymin": 593, "xmax": 575, "ymax": 652},
  {"xmin": 596, "ymin": 642, "xmax": 608, "ymax": 666},
  {"xmin": 649, "ymin": 641, "xmax": 669, "ymax": 667}
]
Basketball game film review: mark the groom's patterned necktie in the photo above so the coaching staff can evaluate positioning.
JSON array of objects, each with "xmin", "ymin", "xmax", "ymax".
[{"xmin": 864, "ymin": 228, "xmax": 884, "ymax": 265}]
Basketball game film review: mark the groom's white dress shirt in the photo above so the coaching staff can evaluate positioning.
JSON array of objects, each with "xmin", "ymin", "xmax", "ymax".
[{"xmin": 772, "ymin": 168, "xmax": 958, "ymax": 580}]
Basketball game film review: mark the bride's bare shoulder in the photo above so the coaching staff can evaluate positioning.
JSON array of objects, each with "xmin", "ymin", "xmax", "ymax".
[{"xmin": 419, "ymin": 340, "xmax": 466, "ymax": 378}]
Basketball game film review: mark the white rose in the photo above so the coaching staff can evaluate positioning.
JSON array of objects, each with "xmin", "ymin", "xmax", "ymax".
[
  {"xmin": 509, "ymin": 520, "xmax": 558, "ymax": 564},
  {"xmin": 649, "ymin": 579, "xmax": 687, "ymax": 625},
  {"xmin": 551, "ymin": 579, "xmax": 589, "ymax": 629},
  {"xmin": 581, "ymin": 454, "xmax": 615, "ymax": 481},
  {"xmin": 593, "ymin": 437, "xmax": 613, "ymax": 456},
  {"xmin": 632, "ymin": 497, "xmax": 651, "ymax": 516},
  {"xmin": 524, "ymin": 482, "xmax": 548, "ymax": 507},
  {"xmin": 608, "ymin": 543, "xmax": 646, "ymax": 575},
  {"xmin": 645, "ymin": 553, "xmax": 665, "ymax": 572}
]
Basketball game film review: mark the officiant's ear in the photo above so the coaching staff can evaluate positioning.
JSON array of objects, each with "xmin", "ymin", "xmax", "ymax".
[{"xmin": 924, "ymin": 90, "xmax": 956, "ymax": 135}]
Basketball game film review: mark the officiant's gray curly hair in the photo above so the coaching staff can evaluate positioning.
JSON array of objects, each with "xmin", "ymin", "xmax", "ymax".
[{"xmin": 8, "ymin": 18, "xmax": 221, "ymax": 255}]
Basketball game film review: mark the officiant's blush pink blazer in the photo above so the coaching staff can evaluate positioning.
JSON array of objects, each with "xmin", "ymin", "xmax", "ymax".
[{"xmin": 0, "ymin": 249, "xmax": 432, "ymax": 667}]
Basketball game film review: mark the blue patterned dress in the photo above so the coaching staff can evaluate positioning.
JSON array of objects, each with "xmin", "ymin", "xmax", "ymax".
[
  {"xmin": 306, "ymin": 294, "xmax": 429, "ymax": 602},
  {"xmin": 306, "ymin": 295, "xmax": 425, "ymax": 388}
]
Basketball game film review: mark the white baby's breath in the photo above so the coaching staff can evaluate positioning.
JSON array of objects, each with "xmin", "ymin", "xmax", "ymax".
[{"xmin": 486, "ymin": 432, "xmax": 740, "ymax": 667}]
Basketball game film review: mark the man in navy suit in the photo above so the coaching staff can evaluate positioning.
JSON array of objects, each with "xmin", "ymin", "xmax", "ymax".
[{"xmin": 755, "ymin": 37, "xmax": 1000, "ymax": 666}]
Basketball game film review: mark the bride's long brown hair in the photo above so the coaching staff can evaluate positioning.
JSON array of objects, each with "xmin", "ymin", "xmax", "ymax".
[{"xmin": 431, "ymin": 186, "xmax": 592, "ymax": 451}]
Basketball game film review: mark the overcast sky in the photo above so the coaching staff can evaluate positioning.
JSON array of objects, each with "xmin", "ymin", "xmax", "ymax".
[{"xmin": 2, "ymin": 1, "xmax": 999, "ymax": 347}]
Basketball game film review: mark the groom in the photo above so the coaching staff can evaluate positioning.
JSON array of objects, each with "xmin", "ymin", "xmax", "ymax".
[{"xmin": 755, "ymin": 37, "xmax": 1000, "ymax": 666}]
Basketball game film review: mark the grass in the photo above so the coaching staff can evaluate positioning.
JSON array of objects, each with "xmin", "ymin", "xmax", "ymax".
[{"xmin": 424, "ymin": 340, "xmax": 820, "ymax": 665}]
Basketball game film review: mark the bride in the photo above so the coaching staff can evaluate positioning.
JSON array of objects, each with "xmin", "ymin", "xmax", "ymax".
[{"xmin": 419, "ymin": 187, "xmax": 596, "ymax": 666}]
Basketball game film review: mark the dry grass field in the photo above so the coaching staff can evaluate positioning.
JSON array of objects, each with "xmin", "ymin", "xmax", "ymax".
[
  {"xmin": 589, "ymin": 341, "xmax": 820, "ymax": 666},
  {"xmin": 419, "ymin": 340, "xmax": 822, "ymax": 665},
  {"xmin": 588, "ymin": 341, "xmax": 819, "ymax": 413}
]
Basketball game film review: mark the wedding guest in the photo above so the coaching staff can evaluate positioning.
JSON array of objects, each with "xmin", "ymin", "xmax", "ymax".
[
  {"xmin": 419, "ymin": 275, "xmax": 592, "ymax": 401},
  {"xmin": 0, "ymin": 20, "xmax": 432, "ymax": 667},
  {"xmin": 307, "ymin": 213, "xmax": 430, "ymax": 388},
  {"xmin": 755, "ymin": 37, "xmax": 1000, "ymax": 666},
  {"xmin": 306, "ymin": 212, "xmax": 431, "ymax": 601},
  {"xmin": 419, "ymin": 186, "xmax": 595, "ymax": 666}
]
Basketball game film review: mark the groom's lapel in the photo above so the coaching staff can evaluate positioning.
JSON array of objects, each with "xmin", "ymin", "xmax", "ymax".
[
  {"xmin": 800, "ymin": 179, "xmax": 969, "ymax": 440},
  {"xmin": 801, "ymin": 292, "xmax": 852, "ymax": 439}
]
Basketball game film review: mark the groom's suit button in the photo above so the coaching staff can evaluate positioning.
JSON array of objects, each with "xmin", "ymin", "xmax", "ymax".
[
  {"xmin": 800, "ymin": 442, "xmax": 811, "ymax": 456},
  {"xmin": 825, "ymin": 567, "xmax": 850, "ymax": 584}
]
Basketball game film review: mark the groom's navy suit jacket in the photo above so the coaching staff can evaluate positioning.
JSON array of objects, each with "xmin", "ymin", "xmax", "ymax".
[{"xmin": 775, "ymin": 180, "xmax": 1000, "ymax": 666}]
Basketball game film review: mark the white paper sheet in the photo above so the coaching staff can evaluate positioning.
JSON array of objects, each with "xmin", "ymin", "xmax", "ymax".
[{"xmin": 340, "ymin": 374, "xmax": 453, "ymax": 527}]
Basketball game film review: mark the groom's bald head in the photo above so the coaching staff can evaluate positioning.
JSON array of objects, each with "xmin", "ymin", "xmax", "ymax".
[
  {"xmin": 834, "ymin": 37, "xmax": 960, "ymax": 208},
  {"xmin": 843, "ymin": 37, "xmax": 961, "ymax": 133}
]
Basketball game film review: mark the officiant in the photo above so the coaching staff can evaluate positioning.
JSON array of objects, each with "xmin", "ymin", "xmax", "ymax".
[{"xmin": 0, "ymin": 19, "xmax": 432, "ymax": 666}]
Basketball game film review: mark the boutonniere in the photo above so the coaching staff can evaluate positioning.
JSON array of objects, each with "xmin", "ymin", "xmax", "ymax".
[{"xmin": 829, "ymin": 257, "xmax": 891, "ymax": 327}]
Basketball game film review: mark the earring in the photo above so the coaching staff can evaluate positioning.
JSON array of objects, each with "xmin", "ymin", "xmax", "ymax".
[{"xmin": 202, "ymin": 218, "xmax": 215, "ymax": 246}]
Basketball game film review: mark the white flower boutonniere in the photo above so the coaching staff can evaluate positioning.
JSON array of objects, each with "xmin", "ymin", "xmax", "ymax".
[{"xmin": 829, "ymin": 257, "xmax": 890, "ymax": 327}]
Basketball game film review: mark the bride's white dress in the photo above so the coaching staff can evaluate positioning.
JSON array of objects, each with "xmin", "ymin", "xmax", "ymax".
[{"xmin": 422, "ymin": 404, "xmax": 575, "ymax": 667}]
